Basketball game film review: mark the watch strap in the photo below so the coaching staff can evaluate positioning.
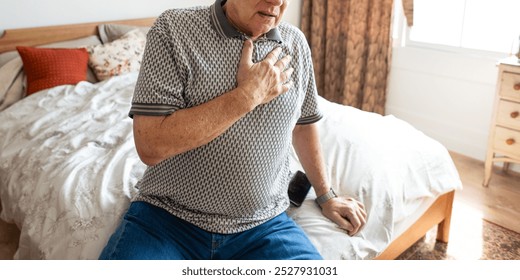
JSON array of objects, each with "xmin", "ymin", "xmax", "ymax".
[{"xmin": 315, "ymin": 188, "xmax": 337, "ymax": 206}]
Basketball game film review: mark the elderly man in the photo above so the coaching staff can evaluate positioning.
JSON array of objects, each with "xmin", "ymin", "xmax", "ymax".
[{"xmin": 99, "ymin": 0, "xmax": 366, "ymax": 260}]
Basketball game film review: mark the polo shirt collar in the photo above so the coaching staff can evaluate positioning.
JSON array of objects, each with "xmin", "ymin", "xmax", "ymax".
[{"xmin": 210, "ymin": 0, "xmax": 283, "ymax": 43}]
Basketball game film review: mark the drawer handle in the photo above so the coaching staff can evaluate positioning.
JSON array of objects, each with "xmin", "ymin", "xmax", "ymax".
[
  {"xmin": 512, "ymin": 111, "xmax": 520, "ymax": 119},
  {"xmin": 506, "ymin": 138, "xmax": 516, "ymax": 145},
  {"xmin": 515, "ymin": 84, "xmax": 520, "ymax": 91}
]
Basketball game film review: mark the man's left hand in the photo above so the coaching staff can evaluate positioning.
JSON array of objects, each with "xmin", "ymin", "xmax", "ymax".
[{"xmin": 319, "ymin": 196, "xmax": 367, "ymax": 236}]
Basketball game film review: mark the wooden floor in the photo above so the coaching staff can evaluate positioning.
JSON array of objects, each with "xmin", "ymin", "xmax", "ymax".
[
  {"xmin": 449, "ymin": 151, "xmax": 520, "ymax": 234},
  {"xmin": 396, "ymin": 151, "xmax": 520, "ymax": 260},
  {"xmin": 0, "ymin": 151, "xmax": 519, "ymax": 260}
]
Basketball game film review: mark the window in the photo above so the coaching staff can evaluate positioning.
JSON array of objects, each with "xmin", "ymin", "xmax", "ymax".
[{"xmin": 406, "ymin": 0, "xmax": 520, "ymax": 55}]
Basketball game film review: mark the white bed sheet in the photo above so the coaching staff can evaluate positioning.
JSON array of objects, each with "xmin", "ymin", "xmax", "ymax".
[
  {"xmin": 287, "ymin": 98, "xmax": 462, "ymax": 259},
  {"xmin": 0, "ymin": 73, "xmax": 462, "ymax": 259}
]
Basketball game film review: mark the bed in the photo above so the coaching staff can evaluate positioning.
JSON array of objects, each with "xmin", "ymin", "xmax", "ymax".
[{"xmin": 0, "ymin": 17, "xmax": 462, "ymax": 260}]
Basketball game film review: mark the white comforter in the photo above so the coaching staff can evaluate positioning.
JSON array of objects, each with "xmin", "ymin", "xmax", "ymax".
[{"xmin": 0, "ymin": 73, "xmax": 462, "ymax": 259}]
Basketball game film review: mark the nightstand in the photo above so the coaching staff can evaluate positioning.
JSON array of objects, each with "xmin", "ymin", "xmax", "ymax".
[{"xmin": 483, "ymin": 57, "xmax": 520, "ymax": 187}]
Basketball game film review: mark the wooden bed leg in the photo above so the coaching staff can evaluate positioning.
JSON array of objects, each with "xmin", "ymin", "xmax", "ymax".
[
  {"xmin": 375, "ymin": 190, "xmax": 457, "ymax": 259},
  {"xmin": 436, "ymin": 191, "xmax": 455, "ymax": 243}
]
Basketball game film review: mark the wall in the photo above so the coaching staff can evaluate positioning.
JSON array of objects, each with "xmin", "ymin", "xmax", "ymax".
[
  {"xmin": 0, "ymin": 0, "xmax": 302, "ymax": 32},
  {"xmin": 387, "ymin": 5, "xmax": 519, "ymax": 172},
  {"xmin": 386, "ymin": 47, "xmax": 499, "ymax": 161}
]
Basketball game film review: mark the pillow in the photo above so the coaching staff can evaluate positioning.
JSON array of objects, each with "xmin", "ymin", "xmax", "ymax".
[
  {"xmin": 0, "ymin": 57, "xmax": 24, "ymax": 111},
  {"xmin": 42, "ymin": 35, "xmax": 103, "ymax": 83},
  {"xmin": 0, "ymin": 36, "xmax": 102, "ymax": 111},
  {"xmin": 98, "ymin": 23, "xmax": 150, "ymax": 43},
  {"xmin": 87, "ymin": 29, "xmax": 146, "ymax": 81},
  {"xmin": 16, "ymin": 46, "xmax": 89, "ymax": 95},
  {"xmin": 0, "ymin": 51, "xmax": 19, "ymax": 68}
]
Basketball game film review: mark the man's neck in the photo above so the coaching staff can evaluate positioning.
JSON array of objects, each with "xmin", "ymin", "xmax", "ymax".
[{"xmin": 221, "ymin": 1, "xmax": 263, "ymax": 41}]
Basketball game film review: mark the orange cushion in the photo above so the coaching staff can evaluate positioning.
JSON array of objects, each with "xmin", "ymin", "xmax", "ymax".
[{"xmin": 16, "ymin": 46, "xmax": 89, "ymax": 95}]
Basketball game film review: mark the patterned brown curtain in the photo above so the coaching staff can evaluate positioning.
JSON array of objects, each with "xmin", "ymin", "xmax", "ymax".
[
  {"xmin": 301, "ymin": 0, "xmax": 394, "ymax": 114},
  {"xmin": 402, "ymin": 0, "xmax": 414, "ymax": 26}
]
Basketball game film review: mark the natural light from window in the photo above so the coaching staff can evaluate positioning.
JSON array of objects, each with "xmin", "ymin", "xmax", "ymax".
[{"xmin": 410, "ymin": 0, "xmax": 520, "ymax": 54}]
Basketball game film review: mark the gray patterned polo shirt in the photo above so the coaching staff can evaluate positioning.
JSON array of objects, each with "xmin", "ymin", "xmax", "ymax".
[{"xmin": 129, "ymin": 0, "xmax": 322, "ymax": 234}]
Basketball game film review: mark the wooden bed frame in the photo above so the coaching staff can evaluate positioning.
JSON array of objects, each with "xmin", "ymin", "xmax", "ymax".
[
  {"xmin": 0, "ymin": 19, "xmax": 457, "ymax": 260},
  {"xmin": 0, "ymin": 18, "xmax": 156, "ymax": 53},
  {"xmin": 375, "ymin": 190, "xmax": 454, "ymax": 259}
]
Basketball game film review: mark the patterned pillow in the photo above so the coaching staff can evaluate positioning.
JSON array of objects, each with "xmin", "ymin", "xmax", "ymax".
[
  {"xmin": 87, "ymin": 29, "xmax": 146, "ymax": 81},
  {"xmin": 16, "ymin": 46, "xmax": 89, "ymax": 95}
]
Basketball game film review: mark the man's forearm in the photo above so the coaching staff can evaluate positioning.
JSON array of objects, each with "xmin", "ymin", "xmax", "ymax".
[
  {"xmin": 133, "ymin": 88, "xmax": 254, "ymax": 166},
  {"xmin": 292, "ymin": 123, "xmax": 330, "ymax": 197}
]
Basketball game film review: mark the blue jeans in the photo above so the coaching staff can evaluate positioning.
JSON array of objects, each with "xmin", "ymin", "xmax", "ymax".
[{"xmin": 99, "ymin": 201, "xmax": 322, "ymax": 260}]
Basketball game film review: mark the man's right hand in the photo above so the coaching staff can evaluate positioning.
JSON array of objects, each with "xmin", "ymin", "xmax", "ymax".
[
  {"xmin": 134, "ymin": 40, "xmax": 295, "ymax": 166},
  {"xmin": 236, "ymin": 40, "xmax": 294, "ymax": 108}
]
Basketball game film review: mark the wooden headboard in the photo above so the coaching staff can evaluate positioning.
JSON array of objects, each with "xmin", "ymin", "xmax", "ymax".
[{"xmin": 0, "ymin": 17, "xmax": 156, "ymax": 54}]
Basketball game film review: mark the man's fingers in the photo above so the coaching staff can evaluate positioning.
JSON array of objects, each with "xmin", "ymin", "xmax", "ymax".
[
  {"xmin": 331, "ymin": 213, "xmax": 354, "ymax": 233},
  {"xmin": 342, "ymin": 209, "xmax": 362, "ymax": 234},
  {"xmin": 282, "ymin": 67, "xmax": 294, "ymax": 84},
  {"xmin": 265, "ymin": 47, "xmax": 282, "ymax": 65},
  {"xmin": 281, "ymin": 80, "xmax": 294, "ymax": 93},
  {"xmin": 357, "ymin": 200, "xmax": 366, "ymax": 211},
  {"xmin": 360, "ymin": 207, "xmax": 367, "ymax": 220},
  {"xmin": 358, "ymin": 208, "xmax": 367, "ymax": 226},
  {"xmin": 240, "ymin": 39, "xmax": 254, "ymax": 68},
  {"xmin": 275, "ymin": 54, "xmax": 291, "ymax": 70}
]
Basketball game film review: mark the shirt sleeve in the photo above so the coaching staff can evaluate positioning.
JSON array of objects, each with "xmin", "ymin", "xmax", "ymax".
[
  {"xmin": 296, "ymin": 40, "xmax": 322, "ymax": 125},
  {"xmin": 129, "ymin": 15, "xmax": 188, "ymax": 118}
]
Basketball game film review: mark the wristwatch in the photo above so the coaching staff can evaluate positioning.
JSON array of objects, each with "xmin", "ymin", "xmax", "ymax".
[{"xmin": 315, "ymin": 188, "xmax": 337, "ymax": 207}]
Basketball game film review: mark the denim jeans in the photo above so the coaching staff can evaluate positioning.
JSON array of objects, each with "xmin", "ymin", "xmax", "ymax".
[{"xmin": 99, "ymin": 201, "xmax": 323, "ymax": 260}]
